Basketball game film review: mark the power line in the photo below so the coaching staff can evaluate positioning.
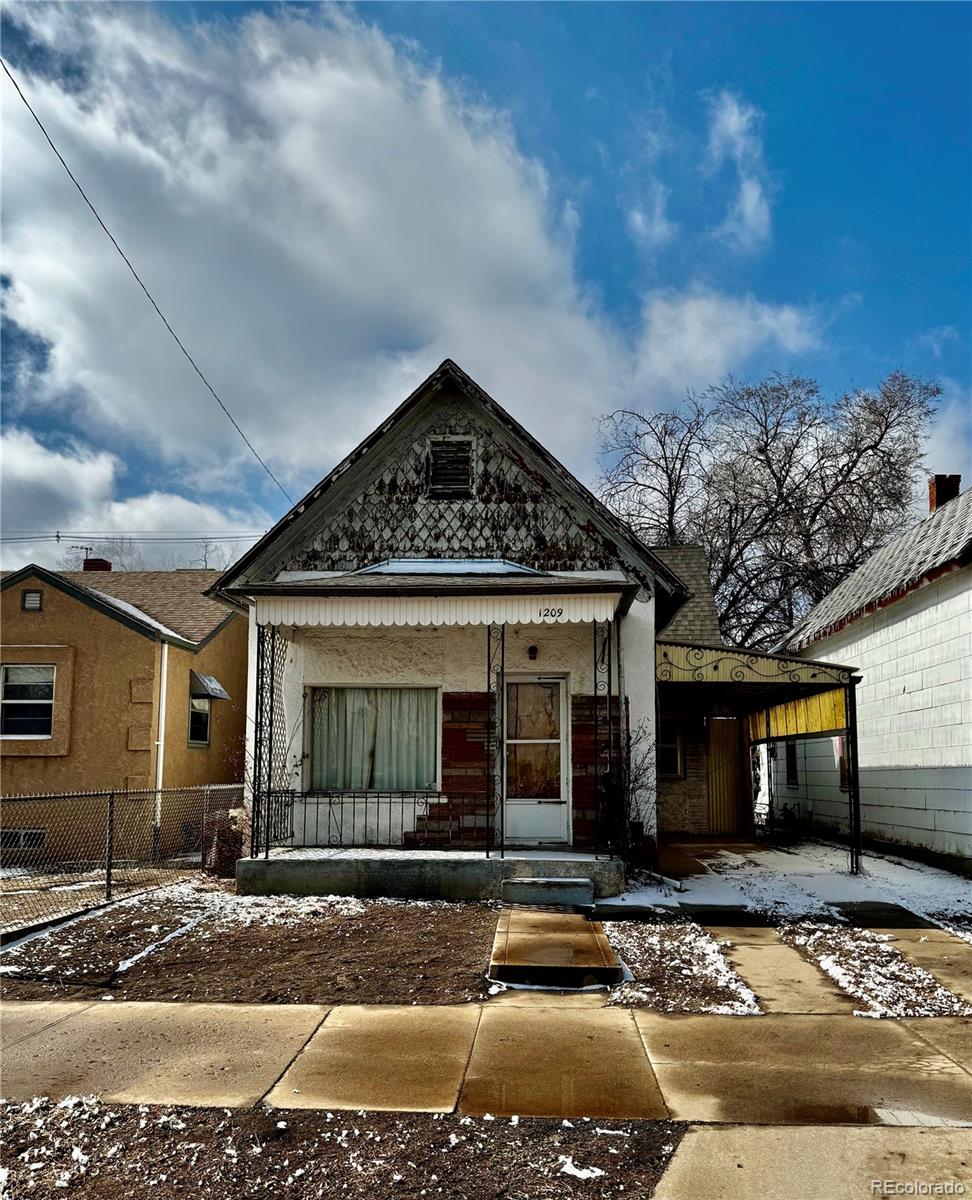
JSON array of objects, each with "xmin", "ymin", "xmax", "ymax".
[
  {"xmin": 0, "ymin": 57, "xmax": 294, "ymax": 506},
  {"xmin": 0, "ymin": 533, "xmax": 264, "ymax": 545}
]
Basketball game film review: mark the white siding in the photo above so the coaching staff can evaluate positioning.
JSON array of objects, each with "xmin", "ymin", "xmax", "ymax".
[{"xmin": 797, "ymin": 565, "xmax": 972, "ymax": 859}]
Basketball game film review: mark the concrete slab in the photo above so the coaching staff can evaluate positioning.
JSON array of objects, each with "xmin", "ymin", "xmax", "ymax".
[
  {"xmin": 0, "ymin": 999, "xmax": 98, "ymax": 1049},
  {"xmin": 237, "ymin": 852, "xmax": 624, "ymax": 900},
  {"xmin": 267, "ymin": 1005, "xmax": 481, "ymax": 1113},
  {"xmin": 501, "ymin": 878, "xmax": 594, "ymax": 907},
  {"xmin": 880, "ymin": 931, "xmax": 972, "ymax": 1005},
  {"xmin": 486, "ymin": 989, "xmax": 608, "ymax": 1008},
  {"xmin": 635, "ymin": 1012, "xmax": 964, "ymax": 1072},
  {"xmin": 714, "ymin": 939, "xmax": 857, "ymax": 1014},
  {"xmin": 652, "ymin": 1061, "xmax": 972, "ymax": 1125},
  {"xmin": 905, "ymin": 1017, "xmax": 972, "ymax": 1072},
  {"xmin": 0, "ymin": 1001, "xmax": 328, "ymax": 1107},
  {"xmin": 653, "ymin": 1125, "xmax": 972, "ymax": 1199},
  {"xmin": 490, "ymin": 909, "xmax": 622, "ymax": 986},
  {"xmin": 459, "ymin": 1005, "xmax": 667, "ymax": 1119},
  {"xmin": 705, "ymin": 925, "xmax": 788, "ymax": 945}
]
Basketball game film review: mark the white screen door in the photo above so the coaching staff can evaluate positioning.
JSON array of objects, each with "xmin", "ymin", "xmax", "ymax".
[{"xmin": 504, "ymin": 678, "xmax": 568, "ymax": 844}]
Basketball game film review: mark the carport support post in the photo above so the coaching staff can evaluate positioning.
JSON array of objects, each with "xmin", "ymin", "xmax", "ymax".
[
  {"xmin": 846, "ymin": 680, "xmax": 863, "ymax": 875},
  {"xmin": 105, "ymin": 790, "xmax": 114, "ymax": 902}
]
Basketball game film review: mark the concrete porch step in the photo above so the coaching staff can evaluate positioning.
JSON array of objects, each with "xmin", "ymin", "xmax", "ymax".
[
  {"xmin": 489, "ymin": 907, "xmax": 624, "ymax": 988},
  {"xmin": 501, "ymin": 876, "xmax": 595, "ymax": 909}
]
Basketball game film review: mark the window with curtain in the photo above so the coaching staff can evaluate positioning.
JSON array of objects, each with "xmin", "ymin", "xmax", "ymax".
[{"xmin": 309, "ymin": 687, "xmax": 438, "ymax": 791}]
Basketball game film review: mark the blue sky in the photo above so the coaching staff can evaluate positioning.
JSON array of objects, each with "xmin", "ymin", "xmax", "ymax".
[{"xmin": 2, "ymin": 2, "xmax": 969, "ymax": 567}]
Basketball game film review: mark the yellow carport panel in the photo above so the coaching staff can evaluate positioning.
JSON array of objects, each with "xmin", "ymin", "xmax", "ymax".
[{"xmin": 747, "ymin": 689, "xmax": 847, "ymax": 742}]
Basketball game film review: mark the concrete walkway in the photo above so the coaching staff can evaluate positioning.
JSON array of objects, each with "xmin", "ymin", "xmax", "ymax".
[
  {"xmin": 653, "ymin": 1126, "xmax": 972, "ymax": 1199},
  {"xmin": 3, "ymin": 1000, "xmax": 971, "ymax": 1125}
]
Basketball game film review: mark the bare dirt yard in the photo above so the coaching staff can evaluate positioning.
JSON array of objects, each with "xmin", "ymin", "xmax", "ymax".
[
  {"xmin": 1, "ymin": 1097, "xmax": 685, "ymax": 1199},
  {"xmin": 0, "ymin": 880, "xmax": 499, "ymax": 1006},
  {"xmin": 604, "ymin": 917, "xmax": 760, "ymax": 1013}
]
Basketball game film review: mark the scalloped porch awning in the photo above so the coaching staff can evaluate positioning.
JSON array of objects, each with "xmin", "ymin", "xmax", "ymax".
[{"xmin": 254, "ymin": 590, "xmax": 624, "ymax": 628}]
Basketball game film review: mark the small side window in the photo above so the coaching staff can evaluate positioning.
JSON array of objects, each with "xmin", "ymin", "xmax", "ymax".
[
  {"xmin": 657, "ymin": 719, "xmax": 684, "ymax": 779},
  {"xmin": 1, "ymin": 665, "xmax": 55, "ymax": 738},
  {"xmin": 785, "ymin": 740, "xmax": 799, "ymax": 788},
  {"xmin": 21, "ymin": 590, "xmax": 43, "ymax": 612},
  {"xmin": 189, "ymin": 696, "xmax": 211, "ymax": 746}
]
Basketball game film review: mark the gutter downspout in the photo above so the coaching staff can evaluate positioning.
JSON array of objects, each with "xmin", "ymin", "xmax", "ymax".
[{"xmin": 153, "ymin": 640, "xmax": 169, "ymax": 859}]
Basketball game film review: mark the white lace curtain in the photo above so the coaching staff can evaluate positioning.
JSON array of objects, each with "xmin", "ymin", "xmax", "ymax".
[{"xmin": 310, "ymin": 687, "xmax": 437, "ymax": 791}]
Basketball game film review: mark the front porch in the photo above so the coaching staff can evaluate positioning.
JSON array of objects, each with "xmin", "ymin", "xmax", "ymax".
[{"xmin": 247, "ymin": 564, "xmax": 652, "ymax": 868}]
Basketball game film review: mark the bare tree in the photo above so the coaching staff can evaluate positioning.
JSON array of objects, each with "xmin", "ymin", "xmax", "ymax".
[{"xmin": 600, "ymin": 370, "xmax": 939, "ymax": 648}]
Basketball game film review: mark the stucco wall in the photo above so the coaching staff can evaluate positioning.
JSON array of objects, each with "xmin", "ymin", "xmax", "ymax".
[
  {"xmin": 1, "ymin": 573, "xmax": 160, "ymax": 793},
  {"xmin": 161, "ymin": 615, "xmax": 248, "ymax": 788},
  {"xmin": 797, "ymin": 566, "xmax": 972, "ymax": 860}
]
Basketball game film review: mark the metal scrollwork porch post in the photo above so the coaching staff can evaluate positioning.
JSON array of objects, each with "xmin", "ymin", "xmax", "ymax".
[
  {"xmin": 486, "ymin": 624, "xmax": 506, "ymax": 858},
  {"xmin": 593, "ymin": 620, "xmax": 614, "ymax": 855}
]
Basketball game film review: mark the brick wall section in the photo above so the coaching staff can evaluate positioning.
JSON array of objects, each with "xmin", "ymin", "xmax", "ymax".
[
  {"xmin": 441, "ymin": 692, "xmax": 489, "ymax": 797},
  {"xmin": 570, "ymin": 695, "xmax": 621, "ymax": 849},
  {"xmin": 657, "ymin": 718, "xmax": 709, "ymax": 833}
]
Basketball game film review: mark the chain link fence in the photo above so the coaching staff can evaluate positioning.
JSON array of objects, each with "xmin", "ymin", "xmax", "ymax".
[{"xmin": 0, "ymin": 783, "xmax": 246, "ymax": 934}]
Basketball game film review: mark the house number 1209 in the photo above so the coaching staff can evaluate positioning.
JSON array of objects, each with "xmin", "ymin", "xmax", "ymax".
[{"xmin": 539, "ymin": 607, "xmax": 564, "ymax": 619}]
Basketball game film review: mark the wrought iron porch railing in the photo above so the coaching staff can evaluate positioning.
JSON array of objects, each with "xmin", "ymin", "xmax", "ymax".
[{"xmin": 251, "ymin": 789, "xmax": 499, "ymax": 857}]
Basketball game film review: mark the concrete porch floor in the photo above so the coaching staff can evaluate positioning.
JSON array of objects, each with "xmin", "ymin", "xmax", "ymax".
[{"xmin": 236, "ymin": 846, "xmax": 625, "ymax": 900}]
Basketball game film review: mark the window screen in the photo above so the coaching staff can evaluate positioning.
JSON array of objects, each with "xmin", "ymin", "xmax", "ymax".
[
  {"xmin": 1, "ymin": 665, "xmax": 55, "ymax": 737},
  {"xmin": 657, "ymin": 718, "xmax": 683, "ymax": 778}
]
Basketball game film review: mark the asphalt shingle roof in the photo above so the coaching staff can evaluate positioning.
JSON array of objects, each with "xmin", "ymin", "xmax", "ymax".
[
  {"xmin": 649, "ymin": 545, "xmax": 723, "ymax": 645},
  {"xmin": 781, "ymin": 487, "xmax": 972, "ymax": 652},
  {"xmin": 58, "ymin": 569, "xmax": 232, "ymax": 643}
]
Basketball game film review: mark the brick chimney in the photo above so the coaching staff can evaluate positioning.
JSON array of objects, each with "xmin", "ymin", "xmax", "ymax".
[
  {"xmin": 82, "ymin": 557, "xmax": 112, "ymax": 572},
  {"xmin": 928, "ymin": 474, "xmax": 961, "ymax": 513}
]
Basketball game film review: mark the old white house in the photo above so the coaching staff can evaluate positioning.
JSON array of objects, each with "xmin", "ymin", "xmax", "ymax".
[{"xmin": 778, "ymin": 476, "xmax": 972, "ymax": 869}]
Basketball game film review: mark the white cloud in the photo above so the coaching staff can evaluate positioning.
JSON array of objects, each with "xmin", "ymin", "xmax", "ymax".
[
  {"xmin": 634, "ymin": 287, "xmax": 820, "ymax": 395},
  {"xmin": 627, "ymin": 182, "xmax": 677, "ymax": 250},
  {"xmin": 914, "ymin": 325, "xmax": 960, "ymax": 361},
  {"xmin": 705, "ymin": 89, "xmax": 772, "ymax": 253},
  {"xmin": 923, "ymin": 380, "xmax": 972, "ymax": 483},
  {"xmin": 2, "ymin": 3, "xmax": 823, "ymax": 550},
  {"xmin": 0, "ymin": 427, "xmax": 267, "ymax": 569}
]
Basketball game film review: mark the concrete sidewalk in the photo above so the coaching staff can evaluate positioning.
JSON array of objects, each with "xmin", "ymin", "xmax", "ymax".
[{"xmin": 3, "ymin": 999, "xmax": 971, "ymax": 1125}]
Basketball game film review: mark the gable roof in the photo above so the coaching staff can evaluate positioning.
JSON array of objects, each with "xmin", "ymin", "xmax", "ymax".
[
  {"xmin": 213, "ymin": 360, "xmax": 690, "ymax": 619},
  {"xmin": 2, "ymin": 565, "xmax": 234, "ymax": 647},
  {"xmin": 650, "ymin": 545, "xmax": 723, "ymax": 645},
  {"xmin": 781, "ymin": 486, "xmax": 972, "ymax": 652}
]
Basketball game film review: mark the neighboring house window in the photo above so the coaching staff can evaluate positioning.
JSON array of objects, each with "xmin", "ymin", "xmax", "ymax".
[
  {"xmin": 657, "ymin": 719, "xmax": 684, "ymax": 779},
  {"xmin": 785, "ymin": 740, "xmax": 799, "ymax": 788},
  {"xmin": 189, "ymin": 697, "xmax": 211, "ymax": 745},
  {"xmin": 427, "ymin": 438, "xmax": 473, "ymax": 498},
  {"xmin": 309, "ymin": 687, "xmax": 438, "ymax": 790},
  {"xmin": 21, "ymin": 590, "xmax": 43, "ymax": 612},
  {"xmin": 0, "ymin": 829, "xmax": 45, "ymax": 850},
  {"xmin": 836, "ymin": 736, "xmax": 849, "ymax": 791},
  {"xmin": 1, "ymin": 665, "xmax": 55, "ymax": 738}
]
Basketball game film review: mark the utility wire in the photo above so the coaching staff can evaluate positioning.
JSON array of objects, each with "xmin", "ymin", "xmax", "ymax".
[{"xmin": 0, "ymin": 57, "xmax": 294, "ymax": 506}]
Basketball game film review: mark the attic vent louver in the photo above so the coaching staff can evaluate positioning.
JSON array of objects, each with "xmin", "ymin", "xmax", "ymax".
[{"xmin": 427, "ymin": 438, "xmax": 473, "ymax": 498}]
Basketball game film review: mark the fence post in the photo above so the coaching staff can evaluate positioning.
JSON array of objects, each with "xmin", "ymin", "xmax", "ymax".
[
  {"xmin": 105, "ymin": 791, "xmax": 115, "ymax": 902},
  {"xmin": 201, "ymin": 786, "xmax": 209, "ymax": 871}
]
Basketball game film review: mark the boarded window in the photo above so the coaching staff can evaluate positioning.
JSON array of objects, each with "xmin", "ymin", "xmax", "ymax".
[{"xmin": 427, "ymin": 439, "xmax": 473, "ymax": 497}]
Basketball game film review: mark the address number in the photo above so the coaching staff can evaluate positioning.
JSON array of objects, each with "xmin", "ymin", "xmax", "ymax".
[{"xmin": 539, "ymin": 607, "xmax": 564, "ymax": 619}]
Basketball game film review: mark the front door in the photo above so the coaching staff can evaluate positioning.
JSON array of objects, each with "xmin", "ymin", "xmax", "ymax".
[{"xmin": 504, "ymin": 678, "xmax": 569, "ymax": 845}]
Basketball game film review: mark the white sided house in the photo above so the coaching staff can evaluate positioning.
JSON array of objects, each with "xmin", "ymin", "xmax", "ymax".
[
  {"xmin": 215, "ymin": 361, "xmax": 863, "ymax": 898},
  {"xmin": 779, "ymin": 476, "xmax": 972, "ymax": 869}
]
